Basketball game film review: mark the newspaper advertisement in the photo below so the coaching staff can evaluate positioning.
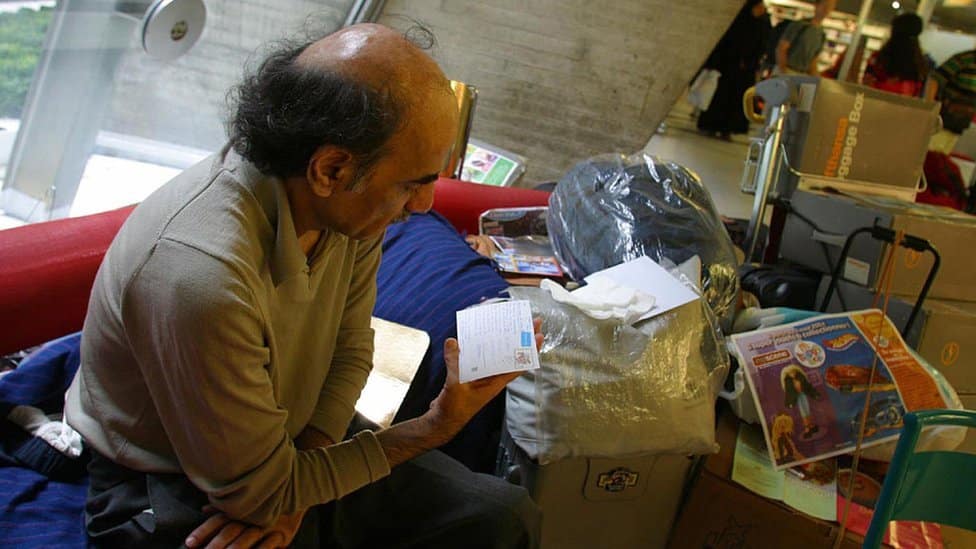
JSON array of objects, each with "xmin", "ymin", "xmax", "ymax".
[{"xmin": 730, "ymin": 309, "xmax": 946, "ymax": 470}]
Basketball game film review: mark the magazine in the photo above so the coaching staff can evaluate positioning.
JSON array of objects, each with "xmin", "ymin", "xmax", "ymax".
[
  {"xmin": 488, "ymin": 235, "xmax": 563, "ymax": 277},
  {"xmin": 729, "ymin": 309, "xmax": 947, "ymax": 470},
  {"xmin": 479, "ymin": 208, "xmax": 562, "ymax": 277},
  {"xmin": 479, "ymin": 206, "xmax": 549, "ymax": 237}
]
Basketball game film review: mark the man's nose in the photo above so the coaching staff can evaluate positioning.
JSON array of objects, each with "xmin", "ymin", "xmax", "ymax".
[{"xmin": 406, "ymin": 182, "xmax": 436, "ymax": 213}]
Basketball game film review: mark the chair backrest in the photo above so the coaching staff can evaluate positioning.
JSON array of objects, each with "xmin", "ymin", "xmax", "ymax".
[
  {"xmin": 0, "ymin": 205, "xmax": 135, "ymax": 355},
  {"xmin": 863, "ymin": 409, "xmax": 976, "ymax": 548}
]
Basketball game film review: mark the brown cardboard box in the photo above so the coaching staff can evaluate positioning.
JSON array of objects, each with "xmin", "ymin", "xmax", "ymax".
[
  {"xmin": 668, "ymin": 413, "xmax": 864, "ymax": 549},
  {"xmin": 498, "ymin": 428, "xmax": 692, "ymax": 549},
  {"xmin": 913, "ymin": 300, "xmax": 976, "ymax": 395},
  {"xmin": 668, "ymin": 468, "xmax": 863, "ymax": 549},
  {"xmin": 774, "ymin": 78, "xmax": 939, "ymax": 200},
  {"xmin": 781, "ymin": 190, "xmax": 976, "ymax": 302}
]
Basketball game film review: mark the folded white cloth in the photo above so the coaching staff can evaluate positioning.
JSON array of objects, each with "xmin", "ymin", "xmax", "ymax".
[{"xmin": 540, "ymin": 277, "xmax": 656, "ymax": 324}]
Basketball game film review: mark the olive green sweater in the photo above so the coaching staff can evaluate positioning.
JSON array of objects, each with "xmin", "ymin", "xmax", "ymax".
[{"xmin": 66, "ymin": 147, "xmax": 390, "ymax": 527}]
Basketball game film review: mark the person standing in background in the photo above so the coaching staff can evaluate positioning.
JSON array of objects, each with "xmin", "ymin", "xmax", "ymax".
[
  {"xmin": 929, "ymin": 48, "xmax": 976, "ymax": 136},
  {"xmin": 920, "ymin": 47, "xmax": 976, "ymax": 210},
  {"xmin": 862, "ymin": 13, "xmax": 932, "ymax": 98},
  {"xmin": 696, "ymin": 0, "xmax": 771, "ymax": 139},
  {"xmin": 775, "ymin": 0, "xmax": 837, "ymax": 76}
]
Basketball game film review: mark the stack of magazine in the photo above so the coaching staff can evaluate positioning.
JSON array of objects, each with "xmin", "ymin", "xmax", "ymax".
[{"xmin": 478, "ymin": 207, "xmax": 563, "ymax": 277}]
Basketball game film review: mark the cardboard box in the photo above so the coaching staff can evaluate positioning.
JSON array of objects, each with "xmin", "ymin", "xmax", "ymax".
[
  {"xmin": 499, "ymin": 430, "xmax": 692, "ymax": 549},
  {"xmin": 668, "ymin": 412, "xmax": 863, "ymax": 549},
  {"xmin": 775, "ymin": 78, "xmax": 938, "ymax": 199},
  {"xmin": 781, "ymin": 190, "xmax": 976, "ymax": 302},
  {"xmin": 913, "ymin": 300, "xmax": 976, "ymax": 395}
]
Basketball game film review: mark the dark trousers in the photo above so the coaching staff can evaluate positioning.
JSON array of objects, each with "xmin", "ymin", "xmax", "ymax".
[{"xmin": 85, "ymin": 449, "xmax": 540, "ymax": 549}]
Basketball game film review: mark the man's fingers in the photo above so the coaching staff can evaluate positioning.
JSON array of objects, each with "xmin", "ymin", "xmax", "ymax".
[
  {"xmin": 186, "ymin": 514, "xmax": 231, "ymax": 548},
  {"xmin": 256, "ymin": 533, "xmax": 286, "ymax": 549},
  {"xmin": 443, "ymin": 338, "xmax": 460, "ymax": 384},
  {"xmin": 205, "ymin": 521, "xmax": 246, "ymax": 549},
  {"xmin": 532, "ymin": 317, "xmax": 544, "ymax": 350},
  {"xmin": 469, "ymin": 370, "xmax": 522, "ymax": 392},
  {"xmin": 228, "ymin": 526, "xmax": 265, "ymax": 549}
]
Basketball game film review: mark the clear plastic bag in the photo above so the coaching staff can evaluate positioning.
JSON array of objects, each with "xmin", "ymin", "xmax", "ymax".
[
  {"xmin": 506, "ymin": 286, "xmax": 729, "ymax": 465},
  {"xmin": 547, "ymin": 152, "xmax": 739, "ymax": 329}
]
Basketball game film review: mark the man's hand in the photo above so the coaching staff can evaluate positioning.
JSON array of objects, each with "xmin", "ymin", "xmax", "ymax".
[
  {"xmin": 428, "ymin": 317, "xmax": 543, "ymax": 437},
  {"xmin": 464, "ymin": 234, "xmax": 496, "ymax": 258},
  {"xmin": 376, "ymin": 317, "xmax": 543, "ymax": 466},
  {"xmin": 185, "ymin": 507, "xmax": 305, "ymax": 549}
]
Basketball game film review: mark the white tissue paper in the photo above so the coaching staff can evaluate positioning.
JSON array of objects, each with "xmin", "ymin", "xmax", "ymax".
[{"xmin": 539, "ymin": 277, "xmax": 655, "ymax": 325}]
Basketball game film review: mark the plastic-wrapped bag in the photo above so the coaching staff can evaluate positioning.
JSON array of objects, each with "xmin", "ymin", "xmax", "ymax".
[
  {"xmin": 506, "ymin": 286, "xmax": 729, "ymax": 465},
  {"xmin": 547, "ymin": 152, "xmax": 739, "ymax": 328}
]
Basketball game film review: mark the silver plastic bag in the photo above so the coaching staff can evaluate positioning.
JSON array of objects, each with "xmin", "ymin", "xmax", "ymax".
[
  {"xmin": 506, "ymin": 286, "xmax": 728, "ymax": 464},
  {"xmin": 547, "ymin": 152, "xmax": 739, "ymax": 328}
]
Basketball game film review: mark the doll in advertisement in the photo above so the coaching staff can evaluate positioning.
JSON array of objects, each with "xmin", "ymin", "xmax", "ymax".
[
  {"xmin": 781, "ymin": 365, "xmax": 822, "ymax": 439},
  {"xmin": 771, "ymin": 413, "xmax": 803, "ymax": 462}
]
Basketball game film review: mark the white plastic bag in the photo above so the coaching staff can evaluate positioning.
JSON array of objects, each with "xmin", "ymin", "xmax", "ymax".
[{"xmin": 687, "ymin": 69, "xmax": 721, "ymax": 110}]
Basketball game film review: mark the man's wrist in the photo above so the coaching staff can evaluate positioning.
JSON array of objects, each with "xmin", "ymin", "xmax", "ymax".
[{"xmin": 421, "ymin": 408, "xmax": 465, "ymax": 446}]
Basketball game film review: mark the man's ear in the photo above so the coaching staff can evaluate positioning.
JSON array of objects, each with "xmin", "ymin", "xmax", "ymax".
[{"xmin": 306, "ymin": 145, "xmax": 357, "ymax": 198}]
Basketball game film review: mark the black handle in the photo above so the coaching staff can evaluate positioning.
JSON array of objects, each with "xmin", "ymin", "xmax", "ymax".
[{"xmin": 818, "ymin": 224, "xmax": 941, "ymax": 339}]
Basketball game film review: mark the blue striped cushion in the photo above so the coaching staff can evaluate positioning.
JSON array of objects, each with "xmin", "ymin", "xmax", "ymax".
[{"xmin": 375, "ymin": 211, "xmax": 509, "ymax": 472}]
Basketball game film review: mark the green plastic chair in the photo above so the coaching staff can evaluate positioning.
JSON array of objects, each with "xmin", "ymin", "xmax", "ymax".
[{"xmin": 863, "ymin": 409, "xmax": 976, "ymax": 548}]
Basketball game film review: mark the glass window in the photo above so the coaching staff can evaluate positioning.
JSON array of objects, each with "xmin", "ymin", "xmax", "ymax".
[{"xmin": 1, "ymin": 0, "xmax": 355, "ymax": 225}]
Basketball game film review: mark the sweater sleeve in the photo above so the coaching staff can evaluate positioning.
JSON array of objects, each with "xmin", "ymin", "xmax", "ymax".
[
  {"xmin": 307, "ymin": 234, "xmax": 384, "ymax": 442},
  {"xmin": 121, "ymin": 238, "xmax": 390, "ymax": 527}
]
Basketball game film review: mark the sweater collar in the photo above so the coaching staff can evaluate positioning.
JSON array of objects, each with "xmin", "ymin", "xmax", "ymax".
[{"xmin": 221, "ymin": 146, "xmax": 308, "ymax": 287}]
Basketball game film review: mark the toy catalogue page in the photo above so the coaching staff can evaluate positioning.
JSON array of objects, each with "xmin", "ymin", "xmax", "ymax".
[{"xmin": 730, "ymin": 310, "xmax": 947, "ymax": 470}]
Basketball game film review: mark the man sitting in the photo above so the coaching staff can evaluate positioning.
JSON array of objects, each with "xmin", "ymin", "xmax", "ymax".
[{"xmin": 66, "ymin": 23, "xmax": 539, "ymax": 548}]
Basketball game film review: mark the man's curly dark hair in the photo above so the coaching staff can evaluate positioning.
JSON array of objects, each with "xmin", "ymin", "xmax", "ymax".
[{"xmin": 227, "ymin": 40, "xmax": 406, "ymax": 181}]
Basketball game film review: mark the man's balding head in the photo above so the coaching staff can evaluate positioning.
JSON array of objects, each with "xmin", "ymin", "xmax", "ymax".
[
  {"xmin": 229, "ymin": 23, "xmax": 454, "ymax": 181},
  {"xmin": 296, "ymin": 24, "xmax": 449, "ymax": 104}
]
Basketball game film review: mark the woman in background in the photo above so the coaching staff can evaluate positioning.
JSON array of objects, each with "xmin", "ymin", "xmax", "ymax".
[
  {"xmin": 861, "ymin": 13, "xmax": 932, "ymax": 98},
  {"xmin": 696, "ymin": 0, "xmax": 771, "ymax": 140}
]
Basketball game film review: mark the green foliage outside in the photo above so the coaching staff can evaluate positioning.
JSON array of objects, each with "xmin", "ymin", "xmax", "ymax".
[{"xmin": 0, "ymin": 6, "xmax": 53, "ymax": 118}]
